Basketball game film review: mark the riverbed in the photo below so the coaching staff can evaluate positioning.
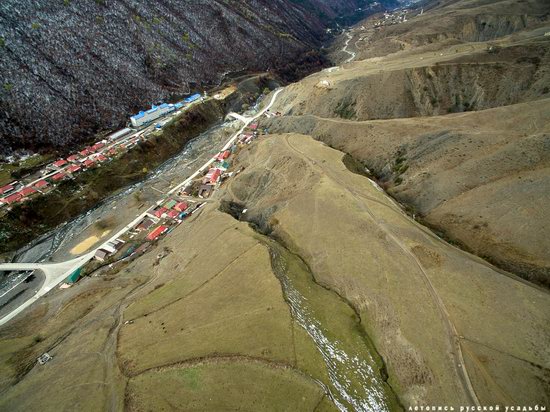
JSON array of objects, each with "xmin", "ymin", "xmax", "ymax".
[{"xmin": 0, "ymin": 118, "xmax": 241, "ymax": 297}]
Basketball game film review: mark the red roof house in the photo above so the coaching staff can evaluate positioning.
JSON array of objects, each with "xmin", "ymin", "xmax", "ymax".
[
  {"xmin": 34, "ymin": 180, "xmax": 49, "ymax": 189},
  {"xmin": 96, "ymin": 154, "xmax": 108, "ymax": 162},
  {"xmin": 83, "ymin": 159, "xmax": 95, "ymax": 168},
  {"xmin": 67, "ymin": 164, "xmax": 81, "ymax": 173},
  {"xmin": 147, "ymin": 225, "xmax": 168, "ymax": 241},
  {"xmin": 166, "ymin": 210, "xmax": 179, "ymax": 219},
  {"xmin": 174, "ymin": 202, "xmax": 188, "ymax": 212},
  {"xmin": 215, "ymin": 150, "xmax": 230, "ymax": 161},
  {"xmin": 249, "ymin": 123, "xmax": 258, "ymax": 130},
  {"xmin": 91, "ymin": 143, "xmax": 105, "ymax": 152},
  {"xmin": 52, "ymin": 172, "xmax": 66, "ymax": 181},
  {"xmin": 19, "ymin": 187, "xmax": 37, "ymax": 197},
  {"xmin": 80, "ymin": 148, "xmax": 91, "ymax": 156},
  {"xmin": 205, "ymin": 168, "xmax": 221, "ymax": 184},
  {"xmin": 1, "ymin": 193, "xmax": 22, "ymax": 204},
  {"xmin": 67, "ymin": 154, "xmax": 80, "ymax": 162},
  {"xmin": 0, "ymin": 184, "xmax": 14, "ymax": 195},
  {"xmin": 53, "ymin": 159, "xmax": 68, "ymax": 168},
  {"xmin": 153, "ymin": 207, "xmax": 168, "ymax": 218}
]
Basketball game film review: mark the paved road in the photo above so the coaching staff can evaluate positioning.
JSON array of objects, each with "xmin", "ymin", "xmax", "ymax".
[
  {"xmin": 0, "ymin": 89, "xmax": 282, "ymax": 327},
  {"xmin": 226, "ymin": 112, "xmax": 249, "ymax": 123},
  {"xmin": 342, "ymin": 31, "xmax": 357, "ymax": 63},
  {"xmin": 0, "ymin": 271, "xmax": 44, "ymax": 320},
  {"xmin": 0, "ymin": 252, "xmax": 96, "ymax": 326}
]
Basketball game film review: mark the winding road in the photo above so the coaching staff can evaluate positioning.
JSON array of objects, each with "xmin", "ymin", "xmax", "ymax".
[{"xmin": 342, "ymin": 31, "xmax": 356, "ymax": 63}]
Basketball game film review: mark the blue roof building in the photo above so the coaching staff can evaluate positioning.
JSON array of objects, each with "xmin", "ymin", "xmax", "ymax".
[{"xmin": 130, "ymin": 103, "xmax": 175, "ymax": 127}]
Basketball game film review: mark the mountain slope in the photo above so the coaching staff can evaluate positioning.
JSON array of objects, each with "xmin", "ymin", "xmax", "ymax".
[
  {"xmin": 265, "ymin": 2, "xmax": 550, "ymax": 286},
  {"xmin": 0, "ymin": 0, "xmax": 370, "ymax": 155}
]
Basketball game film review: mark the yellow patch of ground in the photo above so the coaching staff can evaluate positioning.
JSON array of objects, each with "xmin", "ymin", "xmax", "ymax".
[{"xmin": 70, "ymin": 230, "xmax": 111, "ymax": 255}]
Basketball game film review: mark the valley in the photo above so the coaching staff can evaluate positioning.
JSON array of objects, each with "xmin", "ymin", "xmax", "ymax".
[{"xmin": 0, "ymin": 0, "xmax": 549, "ymax": 411}]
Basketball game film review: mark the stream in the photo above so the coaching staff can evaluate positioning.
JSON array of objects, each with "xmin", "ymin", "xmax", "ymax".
[
  {"xmin": 0, "ymin": 120, "xmax": 235, "ymax": 296},
  {"xmin": 266, "ymin": 239, "xmax": 398, "ymax": 412}
]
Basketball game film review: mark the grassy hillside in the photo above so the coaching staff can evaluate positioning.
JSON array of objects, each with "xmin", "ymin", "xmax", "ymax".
[{"xmin": 265, "ymin": 3, "xmax": 550, "ymax": 287}]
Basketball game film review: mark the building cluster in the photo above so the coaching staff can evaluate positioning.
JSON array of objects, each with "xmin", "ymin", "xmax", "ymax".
[
  {"xmin": 0, "ymin": 93, "xmax": 208, "ymax": 210},
  {"xmin": 55, "ymin": 103, "xmax": 273, "ymax": 291},
  {"xmin": 87, "ymin": 197, "xmax": 206, "ymax": 268},
  {"xmin": 0, "ymin": 135, "xmax": 131, "ymax": 207},
  {"xmin": 130, "ymin": 93, "xmax": 202, "ymax": 128},
  {"xmin": 117, "ymin": 121, "xmax": 261, "ymax": 248},
  {"xmin": 373, "ymin": 10, "xmax": 408, "ymax": 27}
]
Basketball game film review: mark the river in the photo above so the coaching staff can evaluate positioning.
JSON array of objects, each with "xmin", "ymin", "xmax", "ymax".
[{"xmin": 0, "ymin": 119, "xmax": 240, "ymax": 296}]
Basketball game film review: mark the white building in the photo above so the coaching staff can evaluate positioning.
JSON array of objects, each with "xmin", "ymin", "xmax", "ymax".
[
  {"xmin": 130, "ymin": 103, "xmax": 175, "ymax": 128},
  {"xmin": 107, "ymin": 128, "xmax": 134, "ymax": 141}
]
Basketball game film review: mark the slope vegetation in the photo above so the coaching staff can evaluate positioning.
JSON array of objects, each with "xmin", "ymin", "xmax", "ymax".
[
  {"xmin": 265, "ymin": 1, "xmax": 550, "ymax": 286},
  {"xmin": 0, "ymin": 0, "xmax": 371, "ymax": 154},
  {"xmin": 223, "ymin": 133, "xmax": 550, "ymax": 406}
]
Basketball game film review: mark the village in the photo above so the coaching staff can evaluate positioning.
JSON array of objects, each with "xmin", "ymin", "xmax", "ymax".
[
  {"xmin": 372, "ymin": 9, "xmax": 410, "ymax": 28},
  {"xmin": 0, "ymin": 85, "xmax": 281, "ymax": 327},
  {"xmin": 0, "ymin": 93, "xmax": 203, "ymax": 209},
  {"xmin": 60, "ymin": 118, "xmax": 264, "ymax": 286}
]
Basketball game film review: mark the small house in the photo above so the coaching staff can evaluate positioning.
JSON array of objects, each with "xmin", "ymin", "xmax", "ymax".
[
  {"xmin": 34, "ymin": 180, "xmax": 49, "ymax": 190},
  {"xmin": 174, "ymin": 202, "xmax": 188, "ymax": 212},
  {"xmin": 198, "ymin": 184, "xmax": 214, "ymax": 198},
  {"xmin": 166, "ymin": 210, "xmax": 179, "ymax": 219},
  {"xmin": 67, "ymin": 164, "xmax": 81, "ymax": 174},
  {"xmin": 147, "ymin": 225, "xmax": 168, "ymax": 241},
  {"xmin": 83, "ymin": 159, "xmax": 95, "ymax": 168},
  {"xmin": 181, "ymin": 185, "xmax": 193, "ymax": 196},
  {"xmin": 19, "ymin": 187, "xmax": 37, "ymax": 197},
  {"xmin": 0, "ymin": 184, "xmax": 14, "ymax": 195},
  {"xmin": 204, "ymin": 168, "xmax": 221, "ymax": 185},
  {"xmin": 94, "ymin": 249, "xmax": 110, "ymax": 262},
  {"xmin": 91, "ymin": 142, "xmax": 105, "ymax": 152},
  {"xmin": 154, "ymin": 207, "xmax": 168, "ymax": 218},
  {"xmin": 66, "ymin": 268, "xmax": 82, "ymax": 284},
  {"xmin": 0, "ymin": 192, "xmax": 22, "ymax": 204},
  {"xmin": 136, "ymin": 218, "xmax": 155, "ymax": 231},
  {"xmin": 164, "ymin": 199, "xmax": 177, "ymax": 209},
  {"xmin": 53, "ymin": 159, "xmax": 68, "ymax": 168},
  {"xmin": 67, "ymin": 154, "xmax": 80, "ymax": 162},
  {"xmin": 52, "ymin": 172, "xmax": 67, "ymax": 181}
]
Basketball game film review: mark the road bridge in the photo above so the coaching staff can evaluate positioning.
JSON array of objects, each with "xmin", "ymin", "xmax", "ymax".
[
  {"xmin": 225, "ymin": 112, "xmax": 250, "ymax": 123},
  {"xmin": 0, "ymin": 251, "xmax": 95, "ymax": 326}
]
